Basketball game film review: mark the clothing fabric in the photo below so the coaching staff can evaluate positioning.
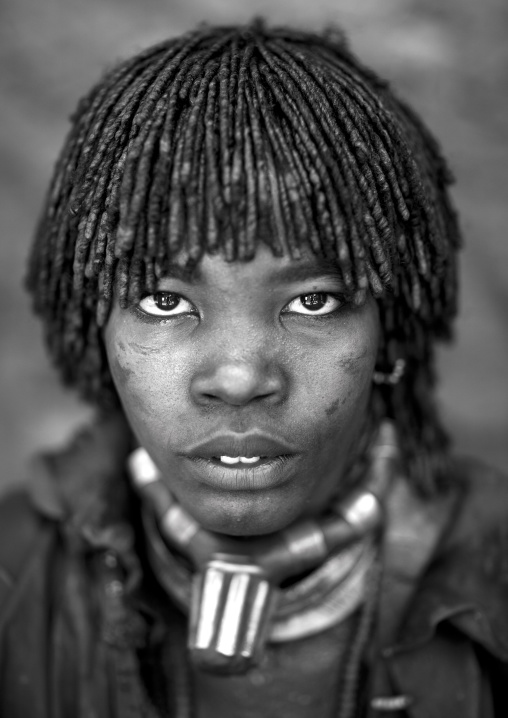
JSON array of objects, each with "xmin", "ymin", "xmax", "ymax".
[{"xmin": 0, "ymin": 413, "xmax": 507, "ymax": 717}]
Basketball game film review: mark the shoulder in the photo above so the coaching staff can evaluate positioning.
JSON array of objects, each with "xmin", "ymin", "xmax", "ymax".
[
  {"xmin": 0, "ymin": 486, "xmax": 47, "ymax": 549},
  {"xmin": 0, "ymin": 412, "xmax": 134, "ymax": 606},
  {"xmin": 392, "ymin": 457, "xmax": 508, "ymax": 673},
  {"xmin": 455, "ymin": 454, "xmax": 508, "ymax": 501},
  {"xmin": 0, "ymin": 486, "xmax": 53, "ymax": 603},
  {"xmin": 443, "ymin": 456, "xmax": 508, "ymax": 549},
  {"xmin": 424, "ymin": 457, "xmax": 508, "ymax": 659}
]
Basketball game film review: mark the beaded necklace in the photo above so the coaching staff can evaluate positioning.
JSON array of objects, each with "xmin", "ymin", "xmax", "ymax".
[{"xmin": 127, "ymin": 423, "xmax": 398, "ymax": 716}]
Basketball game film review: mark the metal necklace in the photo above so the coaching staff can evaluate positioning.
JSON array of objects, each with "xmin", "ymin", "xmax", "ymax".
[{"xmin": 128, "ymin": 422, "xmax": 398, "ymax": 677}]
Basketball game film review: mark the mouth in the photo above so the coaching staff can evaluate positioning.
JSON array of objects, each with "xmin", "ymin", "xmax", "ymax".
[
  {"xmin": 184, "ymin": 432, "xmax": 297, "ymax": 461},
  {"xmin": 212, "ymin": 455, "xmax": 269, "ymax": 468},
  {"xmin": 186, "ymin": 456, "xmax": 296, "ymax": 490},
  {"xmin": 180, "ymin": 433, "xmax": 300, "ymax": 491}
]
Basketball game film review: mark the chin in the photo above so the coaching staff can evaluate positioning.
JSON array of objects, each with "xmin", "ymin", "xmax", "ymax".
[{"xmin": 182, "ymin": 489, "xmax": 305, "ymax": 538}]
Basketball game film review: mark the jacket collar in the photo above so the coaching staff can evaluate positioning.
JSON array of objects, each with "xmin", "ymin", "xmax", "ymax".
[
  {"xmin": 370, "ymin": 461, "xmax": 508, "ymax": 718},
  {"xmin": 27, "ymin": 412, "xmax": 143, "ymax": 590},
  {"xmin": 383, "ymin": 461, "xmax": 508, "ymax": 662}
]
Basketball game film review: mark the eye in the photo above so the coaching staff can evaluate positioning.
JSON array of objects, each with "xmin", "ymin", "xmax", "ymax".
[
  {"xmin": 138, "ymin": 292, "xmax": 196, "ymax": 317},
  {"xmin": 283, "ymin": 292, "xmax": 342, "ymax": 316}
]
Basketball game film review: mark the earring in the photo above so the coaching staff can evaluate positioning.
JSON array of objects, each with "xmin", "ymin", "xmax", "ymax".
[{"xmin": 373, "ymin": 358, "xmax": 406, "ymax": 386}]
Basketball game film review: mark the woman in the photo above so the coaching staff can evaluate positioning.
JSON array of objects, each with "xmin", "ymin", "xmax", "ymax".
[{"xmin": 1, "ymin": 20, "xmax": 507, "ymax": 717}]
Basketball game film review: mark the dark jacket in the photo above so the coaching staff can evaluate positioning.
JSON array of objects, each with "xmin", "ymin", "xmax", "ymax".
[{"xmin": 1, "ymin": 414, "xmax": 507, "ymax": 717}]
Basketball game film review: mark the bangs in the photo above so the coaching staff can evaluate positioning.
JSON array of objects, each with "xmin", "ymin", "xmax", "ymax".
[{"xmin": 29, "ymin": 22, "xmax": 459, "ymax": 331}]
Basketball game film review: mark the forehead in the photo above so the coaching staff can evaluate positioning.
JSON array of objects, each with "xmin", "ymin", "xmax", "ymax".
[{"xmin": 157, "ymin": 244, "xmax": 346, "ymax": 290}]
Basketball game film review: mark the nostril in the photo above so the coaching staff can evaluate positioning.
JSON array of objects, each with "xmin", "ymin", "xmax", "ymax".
[
  {"xmin": 201, "ymin": 392, "xmax": 223, "ymax": 402},
  {"xmin": 190, "ymin": 361, "xmax": 286, "ymax": 407}
]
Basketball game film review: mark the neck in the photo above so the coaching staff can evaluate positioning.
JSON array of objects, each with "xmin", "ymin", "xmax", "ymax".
[{"xmin": 128, "ymin": 421, "xmax": 398, "ymax": 673}]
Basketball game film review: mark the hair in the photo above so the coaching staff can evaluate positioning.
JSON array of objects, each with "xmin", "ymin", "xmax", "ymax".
[{"xmin": 27, "ymin": 20, "xmax": 461, "ymax": 495}]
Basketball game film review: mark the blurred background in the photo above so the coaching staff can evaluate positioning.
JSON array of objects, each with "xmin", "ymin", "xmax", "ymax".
[{"xmin": 1, "ymin": 0, "xmax": 507, "ymax": 491}]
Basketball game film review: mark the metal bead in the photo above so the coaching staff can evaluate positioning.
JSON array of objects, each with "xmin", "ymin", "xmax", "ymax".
[
  {"xmin": 370, "ymin": 694, "xmax": 413, "ymax": 711},
  {"xmin": 372, "ymin": 358, "xmax": 406, "ymax": 386},
  {"xmin": 161, "ymin": 503, "xmax": 200, "ymax": 549},
  {"xmin": 340, "ymin": 491, "xmax": 383, "ymax": 535},
  {"xmin": 281, "ymin": 520, "xmax": 328, "ymax": 575},
  {"xmin": 103, "ymin": 550, "xmax": 118, "ymax": 569},
  {"xmin": 370, "ymin": 422, "xmax": 398, "ymax": 460},
  {"xmin": 138, "ymin": 480, "xmax": 175, "ymax": 521},
  {"xmin": 105, "ymin": 579, "xmax": 124, "ymax": 599},
  {"xmin": 127, "ymin": 447, "xmax": 160, "ymax": 487}
]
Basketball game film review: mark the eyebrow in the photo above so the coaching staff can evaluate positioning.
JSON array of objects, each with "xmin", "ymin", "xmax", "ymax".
[
  {"xmin": 268, "ymin": 259, "xmax": 344, "ymax": 284},
  {"xmin": 163, "ymin": 263, "xmax": 202, "ymax": 283},
  {"xmin": 161, "ymin": 256, "xmax": 343, "ymax": 285}
]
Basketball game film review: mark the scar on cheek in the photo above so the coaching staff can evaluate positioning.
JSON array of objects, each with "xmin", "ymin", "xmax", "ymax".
[
  {"xmin": 109, "ymin": 355, "xmax": 134, "ymax": 385},
  {"xmin": 336, "ymin": 349, "xmax": 372, "ymax": 376},
  {"xmin": 325, "ymin": 380, "xmax": 368, "ymax": 417},
  {"xmin": 129, "ymin": 342, "xmax": 164, "ymax": 356},
  {"xmin": 325, "ymin": 397, "xmax": 342, "ymax": 417}
]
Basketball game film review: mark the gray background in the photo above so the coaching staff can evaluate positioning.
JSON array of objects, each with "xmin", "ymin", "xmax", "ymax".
[{"xmin": 1, "ymin": 0, "xmax": 507, "ymax": 489}]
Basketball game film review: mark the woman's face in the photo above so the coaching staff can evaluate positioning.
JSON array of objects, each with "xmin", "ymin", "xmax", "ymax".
[{"xmin": 104, "ymin": 246, "xmax": 380, "ymax": 536}]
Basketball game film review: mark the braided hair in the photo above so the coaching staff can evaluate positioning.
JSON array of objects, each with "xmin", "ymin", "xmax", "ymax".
[{"xmin": 27, "ymin": 21, "xmax": 461, "ymax": 495}]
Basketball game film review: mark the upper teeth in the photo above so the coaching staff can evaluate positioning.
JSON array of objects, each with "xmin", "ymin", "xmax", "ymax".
[{"xmin": 219, "ymin": 456, "xmax": 261, "ymax": 464}]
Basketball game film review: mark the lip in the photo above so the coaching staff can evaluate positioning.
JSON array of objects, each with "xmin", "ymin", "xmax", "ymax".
[
  {"xmin": 183, "ymin": 454, "xmax": 300, "ymax": 491},
  {"xmin": 183, "ymin": 432, "xmax": 298, "ymax": 460}
]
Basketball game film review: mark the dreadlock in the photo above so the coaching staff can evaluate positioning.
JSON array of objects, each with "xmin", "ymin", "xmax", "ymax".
[{"xmin": 27, "ymin": 20, "xmax": 462, "ymax": 495}]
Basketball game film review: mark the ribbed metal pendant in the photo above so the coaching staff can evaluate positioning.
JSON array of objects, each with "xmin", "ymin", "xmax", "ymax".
[{"xmin": 188, "ymin": 555, "xmax": 277, "ymax": 674}]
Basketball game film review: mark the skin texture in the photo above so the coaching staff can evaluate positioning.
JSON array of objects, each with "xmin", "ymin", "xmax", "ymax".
[{"xmin": 104, "ymin": 246, "xmax": 380, "ymax": 537}]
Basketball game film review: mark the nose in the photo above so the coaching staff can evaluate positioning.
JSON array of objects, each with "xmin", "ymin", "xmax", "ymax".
[{"xmin": 190, "ymin": 359, "xmax": 286, "ymax": 407}]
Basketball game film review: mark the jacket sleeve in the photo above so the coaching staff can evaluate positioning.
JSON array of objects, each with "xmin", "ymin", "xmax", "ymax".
[
  {"xmin": 0, "ymin": 488, "xmax": 60, "ymax": 718},
  {"xmin": 0, "ymin": 488, "xmax": 44, "ymax": 609},
  {"xmin": 476, "ymin": 644, "xmax": 508, "ymax": 718}
]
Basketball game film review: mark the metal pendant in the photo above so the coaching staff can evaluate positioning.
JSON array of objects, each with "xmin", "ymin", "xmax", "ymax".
[{"xmin": 188, "ymin": 555, "xmax": 277, "ymax": 674}]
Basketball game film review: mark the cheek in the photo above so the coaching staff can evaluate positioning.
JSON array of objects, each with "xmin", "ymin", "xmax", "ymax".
[
  {"xmin": 316, "ymin": 358, "xmax": 373, "ymax": 433},
  {"xmin": 299, "ymin": 315, "xmax": 379, "ymax": 428},
  {"xmin": 331, "ymin": 346, "xmax": 376, "ymax": 411},
  {"xmin": 104, "ymin": 322, "xmax": 189, "ymax": 430},
  {"xmin": 107, "ymin": 342, "xmax": 158, "ymax": 422},
  {"xmin": 107, "ymin": 341, "xmax": 136, "ymax": 386}
]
